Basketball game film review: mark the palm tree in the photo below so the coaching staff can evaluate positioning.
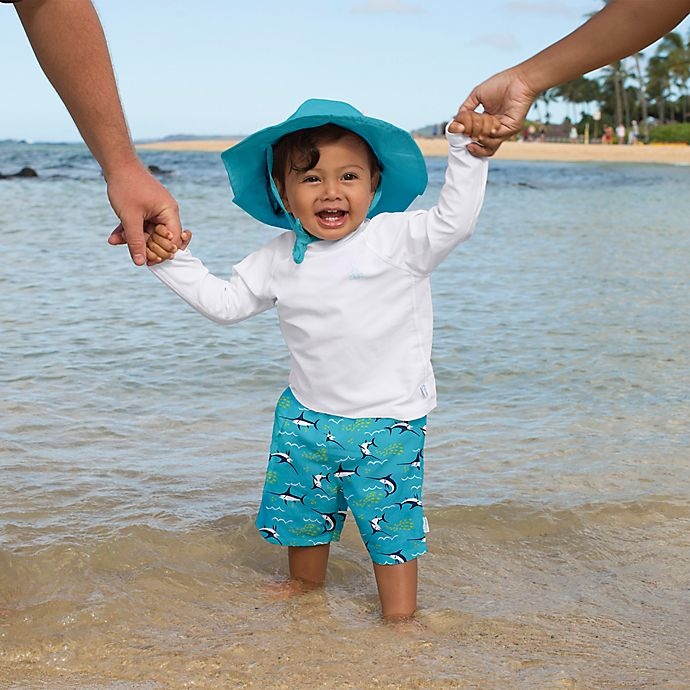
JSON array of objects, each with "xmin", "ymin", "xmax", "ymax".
[
  {"xmin": 647, "ymin": 53, "xmax": 673, "ymax": 122},
  {"xmin": 553, "ymin": 76, "xmax": 602, "ymax": 125},
  {"xmin": 656, "ymin": 32, "xmax": 690, "ymax": 122},
  {"xmin": 632, "ymin": 52, "xmax": 650, "ymax": 141},
  {"xmin": 534, "ymin": 88, "xmax": 557, "ymax": 127}
]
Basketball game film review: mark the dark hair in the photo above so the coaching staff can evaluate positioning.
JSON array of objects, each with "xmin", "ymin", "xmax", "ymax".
[{"xmin": 268, "ymin": 124, "xmax": 382, "ymax": 217}]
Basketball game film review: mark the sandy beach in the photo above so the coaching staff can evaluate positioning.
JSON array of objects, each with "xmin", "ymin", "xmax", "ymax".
[{"xmin": 137, "ymin": 137, "xmax": 690, "ymax": 164}]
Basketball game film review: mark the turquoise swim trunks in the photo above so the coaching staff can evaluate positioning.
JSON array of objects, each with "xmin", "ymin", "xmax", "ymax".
[{"xmin": 256, "ymin": 388, "xmax": 428, "ymax": 565}]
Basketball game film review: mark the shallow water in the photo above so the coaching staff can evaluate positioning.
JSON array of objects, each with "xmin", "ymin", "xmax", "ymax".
[{"xmin": 1, "ymin": 142, "xmax": 689, "ymax": 688}]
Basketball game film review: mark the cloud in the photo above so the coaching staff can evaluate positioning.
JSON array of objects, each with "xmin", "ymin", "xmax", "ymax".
[
  {"xmin": 351, "ymin": 0, "xmax": 424, "ymax": 14},
  {"xmin": 500, "ymin": 1, "xmax": 581, "ymax": 16},
  {"xmin": 475, "ymin": 32, "xmax": 521, "ymax": 52}
]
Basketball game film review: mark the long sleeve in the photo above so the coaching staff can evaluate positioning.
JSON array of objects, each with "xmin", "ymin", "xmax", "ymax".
[
  {"xmin": 367, "ymin": 131, "xmax": 488, "ymax": 276},
  {"xmin": 149, "ymin": 249, "xmax": 275, "ymax": 325}
]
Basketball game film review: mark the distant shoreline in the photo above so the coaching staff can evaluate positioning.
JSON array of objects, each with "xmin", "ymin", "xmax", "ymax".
[{"xmin": 136, "ymin": 138, "xmax": 690, "ymax": 165}]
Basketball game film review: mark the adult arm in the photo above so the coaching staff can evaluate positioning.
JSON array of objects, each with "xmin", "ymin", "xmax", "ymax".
[
  {"xmin": 459, "ymin": 0, "xmax": 690, "ymax": 156},
  {"xmin": 14, "ymin": 0, "xmax": 182, "ymax": 264}
]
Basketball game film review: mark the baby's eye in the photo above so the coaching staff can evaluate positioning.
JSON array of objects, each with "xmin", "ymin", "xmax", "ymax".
[
  {"xmin": 342, "ymin": 172, "xmax": 359, "ymax": 181},
  {"xmin": 302, "ymin": 175, "xmax": 320, "ymax": 183}
]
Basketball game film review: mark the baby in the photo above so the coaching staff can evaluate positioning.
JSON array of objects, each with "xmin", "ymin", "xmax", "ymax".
[{"xmin": 145, "ymin": 99, "xmax": 496, "ymax": 620}]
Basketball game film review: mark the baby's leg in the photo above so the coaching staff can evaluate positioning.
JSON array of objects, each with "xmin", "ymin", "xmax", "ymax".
[
  {"xmin": 257, "ymin": 389, "xmax": 345, "ymax": 597},
  {"xmin": 288, "ymin": 543, "xmax": 330, "ymax": 588},
  {"xmin": 373, "ymin": 559, "xmax": 418, "ymax": 621}
]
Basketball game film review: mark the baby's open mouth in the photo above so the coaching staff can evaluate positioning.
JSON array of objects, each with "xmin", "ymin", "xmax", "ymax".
[
  {"xmin": 316, "ymin": 209, "xmax": 348, "ymax": 228},
  {"xmin": 317, "ymin": 209, "xmax": 347, "ymax": 221}
]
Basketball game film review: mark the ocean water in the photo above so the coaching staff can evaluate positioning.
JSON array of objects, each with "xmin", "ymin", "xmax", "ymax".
[{"xmin": 1, "ymin": 142, "xmax": 689, "ymax": 689}]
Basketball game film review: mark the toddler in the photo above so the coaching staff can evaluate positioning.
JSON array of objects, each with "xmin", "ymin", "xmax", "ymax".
[{"xmin": 145, "ymin": 99, "xmax": 495, "ymax": 620}]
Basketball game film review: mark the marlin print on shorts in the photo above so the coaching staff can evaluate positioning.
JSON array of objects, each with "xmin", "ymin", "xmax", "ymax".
[
  {"xmin": 398, "ymin": 449, "xmax": 423, "ymax": 470},
  {"xmin": 396, "ymin": 495, "xmax": 423, "ymax": 510},
  {"xmin": 311, "ymin": 472, "xmax": 331, "ymax": 490},
  {"xmin": 367, "ymin": 473, "xmax": 397, "ymax": 496},
  {"xmin": 269, "ymin": 450, "xmax": 298, "ymax": 474},
  {"xmin": 369, "ymin": 514, "xmax": 391, "ymax": 536},
  {"xmin": 359, "ymin": 439, "xmax": 380, "ymax": 460},
  {"xmin": 311, "ymin": 508, "xmax": 338, "ymax": 533},
  {"xmin": 381, "ymin": 550, "xmax": 407, "ymax": 564},
  {"xmin": 280, "ymin": 411, "xmax": 319, "ymax": 430},
  {"xmin": 334, "ymin": 462, "xmax": 360, "ymax": 479},
  {"xmin": 268, "ymin": 486, "xmax": 306, "ymax": 505},
  {"xmin": 384, "ymin": 421, "xmax": 419, "ymax": 435},
  {"xmin": 258, "ymin": 526, "xmax": 282, "ymax": 545},
  {"xmin": 408, "ymin": 535, "xmax": 427, "ymax": 544},
  {"xmin": 325, "ymin": 430, "xmax": 345, "ymax": 449}
]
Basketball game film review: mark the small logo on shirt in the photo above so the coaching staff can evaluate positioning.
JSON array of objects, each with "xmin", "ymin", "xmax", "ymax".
[
  {"xmin": 348, "ymin": 266, "xmax": 364, "ymax": 280},
  {"xmin": 420, "ymin": 384, "xmax": 429, "ymax": 398}
]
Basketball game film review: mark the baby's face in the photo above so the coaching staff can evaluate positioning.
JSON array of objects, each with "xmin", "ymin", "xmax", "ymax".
[{"xmin": 279, "ymin": 134, "xmax": 380, "ymax": 242}]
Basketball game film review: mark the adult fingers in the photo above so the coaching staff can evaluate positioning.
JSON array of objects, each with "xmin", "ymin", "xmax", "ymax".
[
  {"xmin": 119, "ymin": 213, "xmax": 147, "ymax": 266},
  {"xmin": 107, "ymin": 223, "xmax": 127, "ymax": 246},
  {"xmin": 458, "ymin": 89, "xmax": 481, "ymax": 113},
  {"xmin": 465, "ymin": 138, "xmax": 501, "ymax": 158}
]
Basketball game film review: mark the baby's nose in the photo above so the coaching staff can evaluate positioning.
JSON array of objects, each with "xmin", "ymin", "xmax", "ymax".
[{"xmin": 322, "ymin": 179, "xmax": 342, "ymax": 199}]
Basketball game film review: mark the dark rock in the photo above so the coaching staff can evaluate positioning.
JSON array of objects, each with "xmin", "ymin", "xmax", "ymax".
[
  {"xmin": 0, "ymin": 166, "xmax": 39, "ymax": 179},
  {"xmin": 148, "ymin": 165, "xmax": 171, "ymax": 175}
]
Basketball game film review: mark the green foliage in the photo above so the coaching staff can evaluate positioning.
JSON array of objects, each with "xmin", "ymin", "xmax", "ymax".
[{"xmin": 648, "ymin": 123, "xmax": 690, "ymax": 144}]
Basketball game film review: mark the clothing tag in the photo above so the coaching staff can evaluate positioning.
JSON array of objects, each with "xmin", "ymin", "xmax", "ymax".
[
  {"xmin": 420, "ymin": 384, "xmax": 429, "ymax": 399},
  {"xmin": 423, "ymin": 517, "xmax": 429, "ymax": 534}
]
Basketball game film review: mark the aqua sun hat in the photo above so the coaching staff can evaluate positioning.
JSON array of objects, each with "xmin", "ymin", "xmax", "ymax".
[{"xmin": 221, "ymin": 98, "xmax": 428, "ymax": 263}]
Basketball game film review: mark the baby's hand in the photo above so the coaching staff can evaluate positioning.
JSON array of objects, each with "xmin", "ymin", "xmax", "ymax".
[
  {"xmin": 448, "ymin": 111, "xmax": 501, "ymax": 151},
  {"xmin": 146, "ymin": 223, "xmax": 192, "ymax": 265}
]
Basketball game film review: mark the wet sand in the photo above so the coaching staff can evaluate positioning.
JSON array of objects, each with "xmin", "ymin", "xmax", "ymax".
[
  {"xmin": 137, "ymin": 137, "xmax": 690, "ymax": 164},
  {"xmin": 2, "ymin": 508, "xmax": 688, "ymax": 689}
]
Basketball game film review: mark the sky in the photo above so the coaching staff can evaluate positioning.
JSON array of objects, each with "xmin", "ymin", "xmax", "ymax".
[{"xmin": 1, "ymin": 0, "xmax": 688, "ymax": 142}]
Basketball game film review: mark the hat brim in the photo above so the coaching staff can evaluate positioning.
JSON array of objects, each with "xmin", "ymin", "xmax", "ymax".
[{"xmin": 221, "ymin": 100, "xmax": 428, "ymax": 229}]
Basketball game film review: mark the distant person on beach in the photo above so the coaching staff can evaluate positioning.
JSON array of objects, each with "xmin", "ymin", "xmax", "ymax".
[
  {"xmin": 628, "ymin": 120, "xmax": 640, "ymax": 145},
  {"xmin": 456, "ymin": 0, "xmax": 690, "ymax": 157},
  {"xmin": 140, "ymin": 98, "xmax": 497, "ymax": 621},
  {"xmin": 3, "ymin": 0, "xmax": 182, "ymax": 264},
  {"xmin": 616, "ymin": 123, "xmax": 626, "ymax": 145}
]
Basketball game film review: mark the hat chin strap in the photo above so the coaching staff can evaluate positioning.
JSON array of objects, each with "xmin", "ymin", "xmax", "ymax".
[
  {"xmin": 369, "ymin": 184, "xmax": 382, "ymax": 215},
  {"xmin": 266, "ymin": 148, "xmax": 320, "ymax": 264}
]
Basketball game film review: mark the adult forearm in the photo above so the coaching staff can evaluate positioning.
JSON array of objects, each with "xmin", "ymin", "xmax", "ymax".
[
  {"xmin": 16, "ymin": 0, "xmax": 140, "ymax": 176},
  {"xmin": 516, "ymin": 0, "xmax": 690, "ymax": 93}
]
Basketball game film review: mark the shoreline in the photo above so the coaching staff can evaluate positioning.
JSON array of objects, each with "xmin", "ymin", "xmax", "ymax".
[{"xmin": 136, "ymin": 138, "xmax": 690, "ymax": 165}]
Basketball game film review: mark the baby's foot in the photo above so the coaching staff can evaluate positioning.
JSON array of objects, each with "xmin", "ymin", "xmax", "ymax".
[{"xmin": 262, "ymin": 576, "xmax": 323, "ymax": 601}]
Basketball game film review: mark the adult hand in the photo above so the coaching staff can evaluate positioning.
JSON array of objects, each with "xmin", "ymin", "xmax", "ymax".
[
  {"xmin": 448, "ymin": 109, "xmax": 501, "ymax": 157},
  {"xmin": 106, "ymin": 161, "xmax": 182, "ymax": 266},
  {"xmin": 457, "ymin": 66, "xmax": 539, "ymax": 157}
]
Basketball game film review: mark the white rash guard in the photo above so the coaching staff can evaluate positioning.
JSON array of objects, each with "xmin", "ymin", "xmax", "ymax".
[{"xmin": 150, "ymin": 132, "xmax": 488, "ymax": 419}]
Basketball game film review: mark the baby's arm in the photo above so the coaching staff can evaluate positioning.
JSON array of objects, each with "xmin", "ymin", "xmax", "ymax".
[
  {"xmin": 146, "ymin": 224, "xmax": 192, "ymax": 265},
  {"xmin": 147, "ymin": 234, "xmax": 277, "ymax": 325},
  {"xmin": 368, "ymin": 123, "xmax": 489, "ymax": 275}
]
